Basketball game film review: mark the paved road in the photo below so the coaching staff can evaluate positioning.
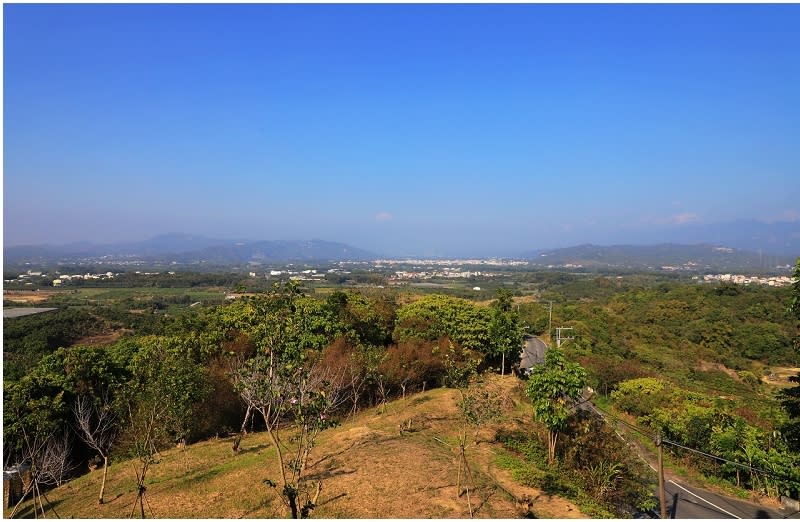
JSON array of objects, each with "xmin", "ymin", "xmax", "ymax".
[
  {"xmin": 660, "ymin": 477, "xmax": 797, "ymax": 519},
  {"xmin": 519, "ymin": 335, "xmax": 547, "ymax": 374},
  {"xmin": 575, "ymin": 400, "xmax": 799, "ymax": 519}
]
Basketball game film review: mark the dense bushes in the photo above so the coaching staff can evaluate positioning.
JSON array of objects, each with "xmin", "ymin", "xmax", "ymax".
[
  {"xmin": 3, "ymin": 309, "xmax": 106, "ymax": 380},
  {"xmin": 394, "ymin": 294, "xmax": 491, "ymax": 350},
  {"xmin": 496, "ymin": 413, "xmax": 656, "ymax": 518},
  {"xmin": 610, "ymin": 375, "xmax": 800, "ymax": 499}
]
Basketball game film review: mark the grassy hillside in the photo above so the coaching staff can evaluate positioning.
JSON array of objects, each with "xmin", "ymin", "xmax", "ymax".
[{"xmin": 6, "ymin": 376, "xmax": 588, "ymax": 519}]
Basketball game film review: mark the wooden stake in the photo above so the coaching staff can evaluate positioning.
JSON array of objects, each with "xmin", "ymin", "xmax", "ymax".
[{"xmin": 657, "ymin": 434, "xmax": 667, "ymax": 519}]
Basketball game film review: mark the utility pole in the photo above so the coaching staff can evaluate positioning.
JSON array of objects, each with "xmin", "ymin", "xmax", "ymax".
[
  {"xmin": 548, "ymin": 301, "xmax": 553, "ymax": 343},
  {"xmin": 555, "ymin": 327, "xmax": 574, "ymax": 348},
  {"xmin": 657, "ymin": 433, "xmax": 667, "ymax": 519}
]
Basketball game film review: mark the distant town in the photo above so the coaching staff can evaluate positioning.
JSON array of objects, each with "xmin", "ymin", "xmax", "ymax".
[
  {"xmin": 4, "ymin": 259, "xmax": 796, "ymax": 288},
  {"xmin": 695, "ymin": 273, "xmax": 795, "ymax": 287}
]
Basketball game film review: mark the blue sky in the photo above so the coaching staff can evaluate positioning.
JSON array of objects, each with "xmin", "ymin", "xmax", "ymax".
[{"xmin": 4, "ymin": 4, "xmax": 799, "ymax": 257}]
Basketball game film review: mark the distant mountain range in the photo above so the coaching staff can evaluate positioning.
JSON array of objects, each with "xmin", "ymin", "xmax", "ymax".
[
  {"xmin": 604, "ymin": 219, "xmax": 800, "ymax": 258},
  {"xmin": 3, "ymin": 233, "xmax": 378, "ymax": 265},
  {"xmin": 4, "ymin": 228, "xmax": 799, "ymax": 272},
  {"xmin": 527, "ymin": 243, "xmax": 797, "ymax": 271}
]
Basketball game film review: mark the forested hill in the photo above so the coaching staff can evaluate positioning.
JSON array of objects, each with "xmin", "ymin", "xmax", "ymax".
[
  {"xmin": 527, "ymin": 243, "xmax": 797, "ymax": 272},
  {"xmin": 4, "ymin": 271, "xmax": 800, "ymax": 518}
]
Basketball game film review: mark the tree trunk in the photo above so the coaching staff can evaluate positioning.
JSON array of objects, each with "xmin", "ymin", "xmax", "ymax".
[
  {"xmin": 233, "ymin": 404, "xmax": 253, "ymax": 453},
  {"xmin": 181, "ymin": 438, "xmax": 189, "ymax": 471},
  {"xmin": 99, "ymin": 455, "xmax": 109, "ymax": 504},
  {"xmin": 287, "ymin": 490, "xmax": 299, "ymax": 519},
  {"xmin": 547, "ymin": 430, "xmax": 558, "ymax": 464},
  {"xmin": 502, "ymin": 352, "xmax": 506, "ymax": 376},
  {"xmin": 265, "ymin": 425, "xmax": 288, "ymax": 491}
]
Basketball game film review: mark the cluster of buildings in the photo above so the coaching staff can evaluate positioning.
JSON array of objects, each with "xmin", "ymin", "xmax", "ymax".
[
  {"xmin": 3, "ymin": 270, "xmax": 120, "ymax": 286},
  {"xmin": 660, "ymin": 262, "xmax": 702, "ymax": 271},
  {"xmin": 374, "ymin": 258, "xmax": 529, "ymax": 267},
  {"xmin": 695, "ymin": 273, "xmax": 796, "ymax": 287},
  {"xmin": 4, "ymin": 269, "xmax": 45, "ymax": 285},
  {"xmin": 51, "ymin": 272, "xmax": 118, "ymax": 285},
  {"xmin": 389, "ymin": 268, "xmax": 499, "ymax": 281},
  {"xmin": 247, "ymin": 268, "xmax": 347, "ymax": 281}
]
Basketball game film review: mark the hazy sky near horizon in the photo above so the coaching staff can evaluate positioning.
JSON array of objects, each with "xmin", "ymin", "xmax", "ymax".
[{"xmin": 4, "ymin": 4, "xmax": 799, "ymax": 256}]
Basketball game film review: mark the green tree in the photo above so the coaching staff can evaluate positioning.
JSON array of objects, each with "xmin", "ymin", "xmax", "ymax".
[
  {"xmin": 229, "ymin": 281, "xmax": 340, "ymax": 518},
  {"xmin": 610, "ymin": 377, "xmax": 669, "ymax": 417},
  {"xmin": 524, "ymin": 348, "xmax": 587, "ymax": 464},
  {"xmin": 394, "ymin": 294, "xmax": 491, "ymax": 352},
  {"xmin": 487, "ymin": 289, "xmax": 526, "ymax": 375}
]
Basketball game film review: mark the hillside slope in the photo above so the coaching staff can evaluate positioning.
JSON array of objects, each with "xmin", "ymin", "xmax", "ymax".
[{"xmin": 9, "ymin": 376, "xmax": 585, "ymax": 519}]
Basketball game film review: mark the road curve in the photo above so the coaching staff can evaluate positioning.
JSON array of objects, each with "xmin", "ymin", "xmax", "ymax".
[{"xmin": 519, "ymin": 335, "xmax": 548, "ymax": 374}]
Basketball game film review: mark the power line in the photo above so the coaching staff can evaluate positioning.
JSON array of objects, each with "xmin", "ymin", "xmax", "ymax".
[
  {"xmin": 588, "ymin": 402, "xmax": 800, "ymax": 486},
  {"xmin": 661, "ymin": 439, "xmax": 800, "ymax": 486}
]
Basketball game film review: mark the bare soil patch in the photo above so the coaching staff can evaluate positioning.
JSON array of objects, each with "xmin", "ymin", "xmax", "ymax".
[
  {"xmin": 762, "ymin": 366, "xmax": 800, "ymax": 388},
  {"xmin": 696, "ymin": 360, "xmax": 741, "ymax": 381},
  {"xmin": 70, "ymin": 331, "xmax": 123, "ymax": 347},
  {"xmin": 3, "ymin": 290, "xmax": 59, "ymax": 304}
]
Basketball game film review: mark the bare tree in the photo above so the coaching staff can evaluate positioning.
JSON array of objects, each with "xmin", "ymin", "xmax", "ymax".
[
  {"xmin": 123, "ymin": 400, "xmax": 161, "ymax": 519},
  {"xmin": 8, "ymin": 427, "xmax": 47, "ymax": 519},
  {"xmin": 8, "ymin": 427, "xmax": 75, "ymax": 519},
  {"xmin": 39, "ymin": 431, "xmax": 77, "ymax": 488},
  {"xmin": 306, "ymin": 362, "xmax": 349, "ymax": 416},
  {"xmin": 73, "ymin": 393, "xmax": 117, "ymax": 504}
]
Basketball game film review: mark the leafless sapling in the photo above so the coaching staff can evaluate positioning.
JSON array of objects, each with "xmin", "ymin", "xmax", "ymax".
[{"xmin": 73, "ymin": 393, "xmax": 117, "ymax": 504}]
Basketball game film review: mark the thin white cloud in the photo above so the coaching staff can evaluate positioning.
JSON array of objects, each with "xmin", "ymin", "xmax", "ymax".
[
  {"xmin": 642, "ymin": 212, "xmax": 701, "ymax": 227},
  {"xmin": 375, "ymin": 212, "xmax": 393, "ymax": 223},
  {"xmin": 672, "ymin": 212, "xmax": 699, "ymax": 225}
]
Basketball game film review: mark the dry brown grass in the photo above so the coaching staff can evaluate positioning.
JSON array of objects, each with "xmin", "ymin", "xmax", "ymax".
[
  {"xmin": 71, "ymin": 331, "xmax": 124, "ymax": 347},
  {"xmin": 3, "ymin": 290, "xmax": 59, "ymax": 304},
  {"xmin": 5, "ymin": 375, "xmax": 585, "ymax": 519},
  {"xmin": 696, "ymin": 360, "xmax": 741, "ymax": 381}
]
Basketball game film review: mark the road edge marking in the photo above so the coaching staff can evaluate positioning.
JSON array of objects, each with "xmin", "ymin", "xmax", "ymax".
[{"xmin": 668, "ymin": 480, "xmax": 741, "ymax": 519}]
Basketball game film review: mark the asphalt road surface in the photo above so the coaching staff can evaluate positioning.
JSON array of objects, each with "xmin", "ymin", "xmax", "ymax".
[
  {"xmin": 659, "ymin": 470, "xmax": 798, "ymax": 519},
  {"xmin": 574, "ymin": 400, "xmax": 799, "ymax": 519},
  {"xmin": 519, "ymin": 335, "xmax": 547, "ymax": 374}
]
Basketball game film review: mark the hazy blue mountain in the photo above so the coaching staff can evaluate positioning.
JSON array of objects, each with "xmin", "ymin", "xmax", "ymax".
[
  {"xmin": 105, "ymin": 233, "xmax": 235, "ymax": 256},
  {"xmin": 527, "ymin": 243, "xmax": 796, "ymax": 271},
  {"xmin": 172, "ymin": 240, "xmax": 377, "ymax": 264},
  {"xmin": 4, "ymin": 235, "xmax": 377, "ymax": 264},
  {"xmin": 619, "ymin": 220, "xmax": 800, "ymax": 257}
]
